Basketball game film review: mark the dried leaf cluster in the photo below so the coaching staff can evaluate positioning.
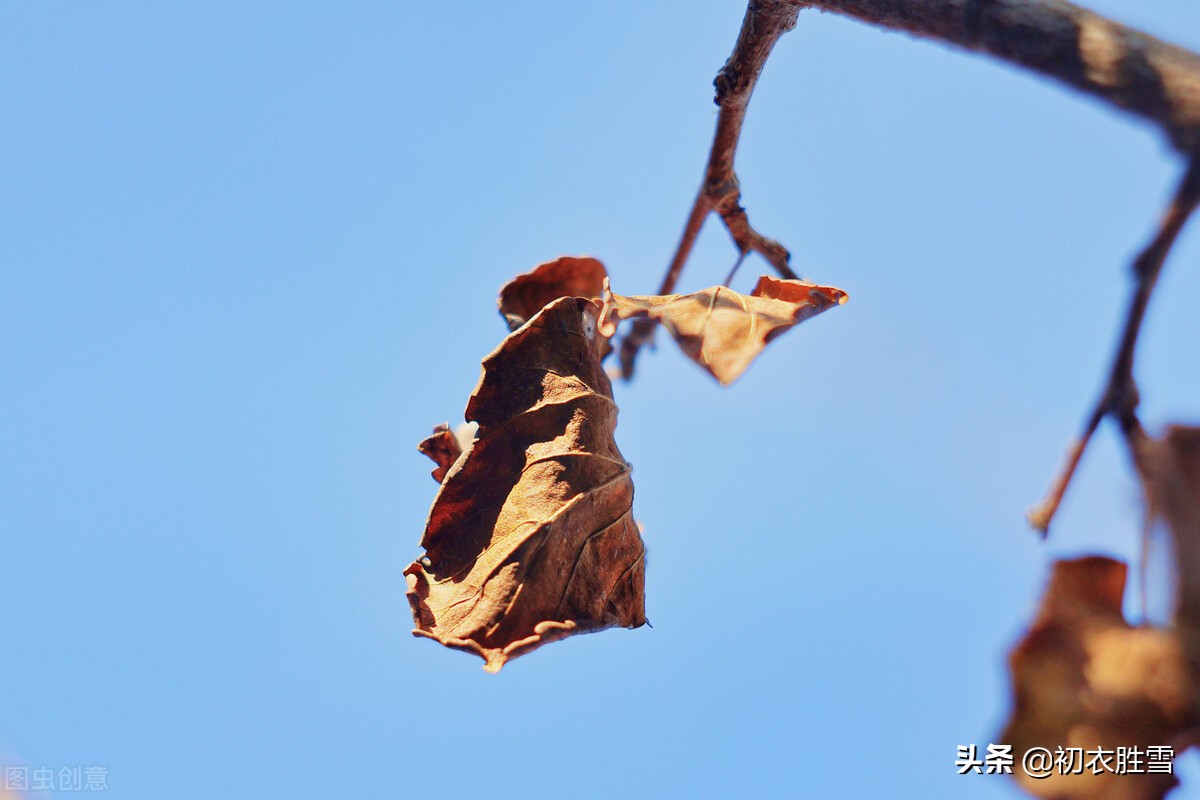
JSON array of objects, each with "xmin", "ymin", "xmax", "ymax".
[
  {"xmin": 1003, "ymin": 427, "xmax": 1200, "ymax": 798},
  {"xmin": 405, "ymin": 257, "xmax": 846, "ymax": 671}
]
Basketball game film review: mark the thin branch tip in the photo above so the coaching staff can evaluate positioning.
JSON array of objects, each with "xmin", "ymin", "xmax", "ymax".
[{"xmin": 1030, "ymin": 156, "xmax": 1200, "ymax": 536}]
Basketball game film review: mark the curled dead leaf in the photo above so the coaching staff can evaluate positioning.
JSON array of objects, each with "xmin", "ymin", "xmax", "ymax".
[
  {"xmin": 497, "ymin": 256, "xmax": 608, "ymax": 331},
  {"xmin": 406, "ymin": 296, "xmax": 646, "ymax": 672},
  {"xmin": 1001, "ymin": 557, "xmax": 1194, "ymax": 799},
  {"xmin": 598, "ymin": 275, "xmax": 847, "ymax": 385}
]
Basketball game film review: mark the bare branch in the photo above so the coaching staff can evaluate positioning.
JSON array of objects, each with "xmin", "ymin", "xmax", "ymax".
[
  {"xmin": 618, "ymin": 0, "xmax": 801, "ymax": 380},
  {"xmin": 622, "ymin": 0, "xmax": 1200, "ymax": 381},
  {"xmin": 794, "ymin": 0, "xmax": 1200, "ymax": 154},
  {"xmin": 1028, "ymin": 157, "xmax": 1200, "ymax": 536}
]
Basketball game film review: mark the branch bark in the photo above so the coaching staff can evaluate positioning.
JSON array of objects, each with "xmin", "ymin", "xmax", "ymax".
[
  {"xmin": 620, "ymin": 0, "xmax": 1200, "ymax": 380},
  {"xmin": 1028, "ymin": 156, "xmax": 1200, "ymax": 535},
  {"xmin": 794, "ymin": 0, "xmax": 1200, "ymax": 154},
  {"xmin": 618, "ymin": 0, "xmax": 801, "ymax": 379},
  {"xmin": 780, "ymin": 1, "xmax": 1200, "ymax": 535}
]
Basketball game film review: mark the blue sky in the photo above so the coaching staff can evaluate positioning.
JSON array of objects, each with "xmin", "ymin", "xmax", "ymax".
[{"xmin": 3, "ymin": 3, "xmax": 1200, "ymax": 798}]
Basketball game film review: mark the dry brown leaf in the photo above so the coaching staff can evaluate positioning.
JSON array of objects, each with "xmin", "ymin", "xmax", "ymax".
[
  {"xmin": 416, "ymin": 423, "xmax": 462, "ymax": 484},
  {"xmin": 497, "ymin": 256, "xmax": 608, "ymax": 331},
  {"xmin": 406, "ymin": 296, "xmax": 646, "ymax": 672},
  {"xmin": 1001, "ymin": 557, "xmax": 1194, "ymax": 799},
  {"xmin": 598, "ymin": 274, "xmax": 847, "ymax": 385}
]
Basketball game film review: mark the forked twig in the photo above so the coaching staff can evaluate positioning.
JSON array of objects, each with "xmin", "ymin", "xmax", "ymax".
[
  {"xmin": 618, "ymin": 0, "xmax": 801, "ymax": 379},
  {"xmin": 1028, "ymin": 156, "xmax": 1200, "ymax": 536},
  {"xmin": 620, "ymin": 0, "xmax": 1200, "ymax": 381}
]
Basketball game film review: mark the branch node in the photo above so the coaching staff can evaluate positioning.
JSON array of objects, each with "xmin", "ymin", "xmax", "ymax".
[
  {"xmin": 1029, "ymin": 155, "xmax": 1200, "ymax": 536},
  {"xmin": 619, "ymin": 1, "xmax": 801, "ymax": 378}
]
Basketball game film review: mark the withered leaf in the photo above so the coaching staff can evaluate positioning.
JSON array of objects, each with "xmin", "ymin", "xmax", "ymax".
[
  {"xmin": 497, "ymin": 256, "xmax": 608, "ymax": 331},
  {"xmin": 598, "ymin": 275, "xmax": 847, "ymax": 385},
  {"xmin": 1001, "ymin": 557, "xmax": 1194, "ymax": 800},
  {"xmin": 406, "ymin": 296, "xmax": 646, "ymax": 672},
  {"xmin": 417, "ymin": 423, "xmax": 462, "ymax": 484}
]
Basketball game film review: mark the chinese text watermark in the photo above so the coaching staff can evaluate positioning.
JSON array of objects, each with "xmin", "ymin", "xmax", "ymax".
[
  {"xmin": 956, "ymin": 744, "xmax": 1174, "ymax": 778},
  {"xmin": 3, "ymin": 764, "xmax": 109, "ymax": 792}
]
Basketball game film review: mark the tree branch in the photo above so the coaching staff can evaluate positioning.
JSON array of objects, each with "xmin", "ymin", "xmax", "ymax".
[
  {"xmin": 794, "ymin": 0, "xmax": 1200, "ymax": 154},
  {"xmin": 618, "ymin": 0, "xmax": 801, "ymax": 379},
  {"xmin": 801, "ymin": 1, "xmax": 1200, "ymax": 535},
  {"xmin": 1027, "ymin": 156, "xmax": 1200, "ymax": 536},
  {"xmin": 621, "ymin": 0, "xmax": 1200, "ymax": 380}
]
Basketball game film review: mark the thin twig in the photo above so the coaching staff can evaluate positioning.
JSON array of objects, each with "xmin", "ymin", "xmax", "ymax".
[
  {"xmin": 618, "ymin": 0, "xmax": 801, "ymax": 379},
  {"xmin": 723, "ymin": 251, "xmax": 749, "ymax": 287},
  {"xmin": 1028, "ymin": 157, "xmax": 1200, "ymax": 536}
]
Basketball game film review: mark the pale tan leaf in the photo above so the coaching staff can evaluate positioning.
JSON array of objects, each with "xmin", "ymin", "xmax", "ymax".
[{"xmin": 598, "ymin": 275, "xmax": 847, "ymax": 385}]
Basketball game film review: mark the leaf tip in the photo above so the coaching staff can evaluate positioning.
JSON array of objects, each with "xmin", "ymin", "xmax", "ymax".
[
  {"xmin": 417, "ymin": 422, "xmax": 463, "ymax": 484},
  {"xmin": 497, "ymin": 256, "xmax": 609, "ymax": 330}
]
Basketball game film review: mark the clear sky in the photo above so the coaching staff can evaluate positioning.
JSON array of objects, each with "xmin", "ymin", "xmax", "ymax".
[{"xmin": 4, "ymin": 3, "xmax": 1200, "ymax": 798}]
